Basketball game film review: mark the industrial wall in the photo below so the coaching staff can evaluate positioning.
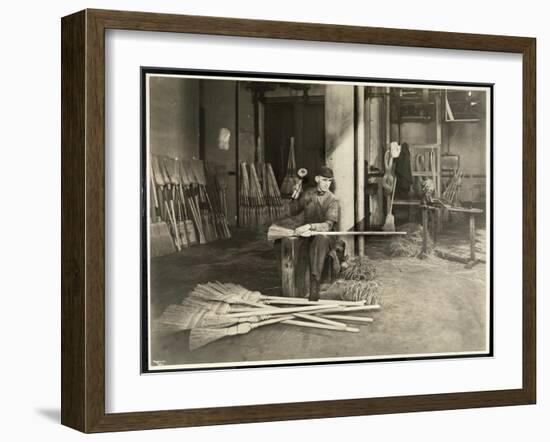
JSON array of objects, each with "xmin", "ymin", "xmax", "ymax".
[
  {"xmin": 148, "ymin": 76, "xmax": 199, "ymax": 159},
  {"xmin": 325, "ymin": 84, "xmax": 356, "ymax": 253}
]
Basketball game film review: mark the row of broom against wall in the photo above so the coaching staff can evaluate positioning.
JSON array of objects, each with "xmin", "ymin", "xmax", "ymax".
[
  {"xmin": 150, "ymin": 155, "xmax": 231, "ymax": 251},
  {"xmin": 238, "ymin": 161, "xmax": 290, "ymax": 228},
  {"xmin": 150, "ymin": 155, "xmax": 292, "ymax": 253}
]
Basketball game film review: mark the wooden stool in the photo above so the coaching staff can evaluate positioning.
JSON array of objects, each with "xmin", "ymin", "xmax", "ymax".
[
  {"xmin": 447, "ymin": 207, "xmax": 484, "ymax": 268},
  {"xmin": 278, "ymin": 237, "xmax": 335, "ymax": 297},
  {"xmin": 420, "ymin": 205, "xmax": 440, "ymax": 256}
]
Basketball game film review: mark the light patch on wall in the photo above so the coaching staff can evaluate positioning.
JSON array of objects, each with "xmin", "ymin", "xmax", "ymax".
[{"xmin": 218, "ymin": 127, "xmax": 231, "ymax": 151}]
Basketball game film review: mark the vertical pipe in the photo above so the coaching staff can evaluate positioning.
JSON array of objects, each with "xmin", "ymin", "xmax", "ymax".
[
  {"xmin": 235, "ymin": 81, "xmax": 240, "ymax": 226},
  {"xmin": 435, "ymin": 91, "xmax": 442, "ymax": 197},
  {"xmin": 367, "ymin": 89, "xmax": 384, "ymax": 227},
  {"xmin": 469, "ymin": 213, "xmax": 476, "ymax": 262},
  {"xmin": 422, "ymin": 207, "xmax": 428, "ymax": 255},
  {"xmin": 364, "ymin": 90, "xmax": 371, "ymax": 228},
  {"xmin": 355, "ymin": 86, "xmax": 365, "ymax": 256},
  {"xmin": 385, "ymin": 87, "xmax": 391, "ymax": 215}
]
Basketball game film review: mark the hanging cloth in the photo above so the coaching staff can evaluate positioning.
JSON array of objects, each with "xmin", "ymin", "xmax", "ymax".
[{"xmin": 394, "ymin": 142, "xmax": 413, "ymax": 198}]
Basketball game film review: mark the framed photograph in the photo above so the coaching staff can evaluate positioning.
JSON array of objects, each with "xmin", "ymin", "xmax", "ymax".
[{"xmin": 61, "ymin": 9, "xmax": 536, "ymax": 432}]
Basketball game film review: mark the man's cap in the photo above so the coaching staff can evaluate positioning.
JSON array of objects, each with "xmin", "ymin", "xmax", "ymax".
[{"xmin": 316, "ymin": 166, "xmax": 334, "ymax": 179}]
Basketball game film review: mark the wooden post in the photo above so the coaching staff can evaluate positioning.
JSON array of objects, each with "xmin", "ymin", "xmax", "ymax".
[
  {"xmin": 422, "ymin": 207, "xmax": 428, "ymax": 256},
  {"xmin": 435, "ymin": 92, "xmax": 442, "ymax": 198},
  {"xmin": 281, "ymin": 237, "xmax": 299, "ymax": 297},
  {"xmin": 355, "ymin": 86, "xmax": 365, "ymax": 256},
  {"xmin": 469, "ymin": 212, "xmax": 476, "ymax": 262}
]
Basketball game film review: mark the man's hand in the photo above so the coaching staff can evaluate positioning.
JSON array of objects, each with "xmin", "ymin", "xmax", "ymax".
[{"xmin": 294, "ymin": 224, "xmax": 312, "ymax": 237}]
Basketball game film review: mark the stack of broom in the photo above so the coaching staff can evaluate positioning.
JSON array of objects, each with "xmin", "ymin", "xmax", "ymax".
[
  {"xmin": 239, "ymin": 161, "xmax": 286, "ymax": 228},
  {"xmin": 280, "ymin": 137, "xmax": 300, "ymax": 197},
  {"xmin": 442, "ymin": 168, "xmax": 463, "ymax": 206},
  {"xmin": 150, "ymin": 154, "xmax": 231, "ymax": 256},
  {"xmin": 157, "ymin": 282, "xmax": 380, "ymax": 351}
]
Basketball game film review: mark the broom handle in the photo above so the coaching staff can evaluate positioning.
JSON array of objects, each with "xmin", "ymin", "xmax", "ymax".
[
  {"xmin": 283, "ymin": 319, "xmax": 359, "ymax": 333},
  {"xmin": 291, "ymin": 305, "xmax": 381, "ymax": 315},
  {"xmin": 263, "ymin": 295, "xmax": 362, "ymax": 305},
  {"xmin": 390, "ymin": 176, "xmax": 397, "ymax": 214},
  {"xmin": 292, "ymin": 313, "xmax": 347, "ymax": 329},
  {"xmin": 318, "ymin": 314, "xmax": 374, "ymax": 323},
  {"xmin": 228, "ymin": 304, "xmax": 333, "ymax": 318},
  {"xmin": 251, "ymin": 315, "xmax": 294, "ymax": 329},
  {"xmin": 309, "ymin": 231, "xmax": 407, "ymax": 236}
]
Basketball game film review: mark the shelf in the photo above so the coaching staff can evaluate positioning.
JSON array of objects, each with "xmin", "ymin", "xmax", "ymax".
[{"xmin": 409, "ymin": 144, "xmax": 440, "ymax": 150}]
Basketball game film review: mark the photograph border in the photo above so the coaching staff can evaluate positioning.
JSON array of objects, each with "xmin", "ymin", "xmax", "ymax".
[
  {"xmin": 140, "ymin": 67, "xmax": 495, "ymax": 374},
  {"xmin": 61, "ymin": 8, "xmax": 536, "ymax": 433}
]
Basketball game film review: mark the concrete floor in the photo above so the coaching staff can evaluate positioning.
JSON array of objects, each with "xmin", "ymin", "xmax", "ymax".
[{"xmin": 149, "ymin": 224, "xmax": 488, "ymax": 369}]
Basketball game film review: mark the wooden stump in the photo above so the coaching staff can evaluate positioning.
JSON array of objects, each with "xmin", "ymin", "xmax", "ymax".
[{"xmin": 281, "ymin": 237, "xmax": 299, "ymax": 298}]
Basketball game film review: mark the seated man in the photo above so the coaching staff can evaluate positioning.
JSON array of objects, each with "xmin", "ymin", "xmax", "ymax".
[{"xmin": 284, "ymin": 166, "xmax": 340, "ymax": 301}]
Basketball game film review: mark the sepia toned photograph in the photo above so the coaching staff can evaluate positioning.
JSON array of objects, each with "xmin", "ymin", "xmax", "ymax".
[{"xmin": 142, "ymin": 70, "xmax": 492, "ymax": 372}]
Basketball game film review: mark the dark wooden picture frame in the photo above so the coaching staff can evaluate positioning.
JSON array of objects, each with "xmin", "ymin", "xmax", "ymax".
[{"xmin": 61, "ymin": 9, "xmax": 536, "ymax": 433}]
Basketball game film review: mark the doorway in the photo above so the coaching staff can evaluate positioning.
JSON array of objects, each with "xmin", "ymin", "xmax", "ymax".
[{"xmin": 264, "ymin": 98, "xmax": 325, "ymax": 188}]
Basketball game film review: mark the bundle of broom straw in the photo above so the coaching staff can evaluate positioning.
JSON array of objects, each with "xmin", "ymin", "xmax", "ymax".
[
  {"xmin": 239, "ymin": 162, "xmax": 252, "ymax": 228},
  {"xmin": 239, "ymin": 161, "xmax": 285, "ymax": 228},
  {"xmin": 156, "ymin": 282, "xmax": 381, "ymax": 350},
  {"xmin": 442, "ymin": 168, "xmax": 463, "ymax": 206},
  {"xmin": 205, "ymin": 162, "xmax": 231, "ymax": 239},
  {"xmin": 150, "ymin": 155, "xmax": 185, "ymax": 252},
  {"xmin": 280, "ymin": 137, "xmax": 300, "ymax": 196}
]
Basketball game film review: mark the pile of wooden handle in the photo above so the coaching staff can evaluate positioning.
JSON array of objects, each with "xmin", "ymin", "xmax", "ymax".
[
  {"xmin": 443, "ymin": 168, "xmax": 463, "ymax": 204},
  {"xmin": 150, "ymin": 155, "xmax": 231, "ymax": 250},
  {"xmin": 239, "ymin": 161, "xmax": 287, "ymax": 228}
]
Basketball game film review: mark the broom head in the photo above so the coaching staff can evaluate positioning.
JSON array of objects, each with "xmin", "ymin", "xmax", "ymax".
[
  {"xmin": 382, "ymin": 214, "xmax": 395, "ymax": 232},
  {"xmin": 267, "ymin": 224, "xmax": 295, "ymax": 241},
  {"xmin": 189, "ymin": 322, "xmax": 252, "ymax": 351}
]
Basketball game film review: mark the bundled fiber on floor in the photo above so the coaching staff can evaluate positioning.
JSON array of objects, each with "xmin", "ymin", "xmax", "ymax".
[
  {"xmin": 340, "ymin": 256, "xmax": 377, "ymax": 281},
  {"xmin": 324, "ymin": 279, "xmax": 381, "ymax": 306},
  {"xmin": 323, "ymin": 257, "xmax": 381, "ymax": 305},
  {"xmin": 340, "ymin": 280, "xmax": 381, "ymax": 305},
  {"xmin": 386, "ymin": 222, "xmax": 432, "ymax": 257},
  {"xmin": 156, "ymin": 282, "xmax": 380, "ymax": 350}
]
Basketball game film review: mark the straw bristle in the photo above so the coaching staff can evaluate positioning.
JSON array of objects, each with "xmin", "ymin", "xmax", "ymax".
[
  {"xmin": 189, "ymin": 327, "xmax": 231, "ymax": 351},
  {"xmin": 267, "ymin": 224, "xmax": 295, "ymax": 241},
  {"xmin": 340, "ymin": 256, "xmax": 377, "ymax": 281},
  {"xmin": 386, "ymin": 223, "xmax": 432, "ymax": 257},
  {"xmin": 157, "ymin": 304, "xmax": 207, "ymax": 330},
  {"xmin": 189, "ymin": 323, "xmax": 252, "ymax": 351},
  {"xmin": 339, "ymin": 280, "xmax": 381, "ymax": 305}
]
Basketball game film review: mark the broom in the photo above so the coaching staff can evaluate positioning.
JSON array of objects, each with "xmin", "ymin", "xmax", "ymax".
[
  {"xmin": 159, "ymin": 156, "xmax": 185, "ymax": 250},
  {"xmin": 318, "ymin": 314, "xmax": 373, "ymax": 324},
  {"xmin": 239, "ymin": 162, "xmax": 251, "ymax": 227},
  {"xmin": 267, "ymin": 225, "xmax": 406, "ymax": 241},
  {"xmin": 206, "ymin": 162, "xmax": 231, "ymax": 239},
  {"xmin": 174, "ymin": 158, "xmax": 197, "ymax": 246},
  {"xmin": 151, "ymin": 155, "xmax": 167, "ymax": 220},
  {"xmin": 190, "ymin": 159, "xmax": 216, "ymax": 242},
  {"xmin": 157, "ymin": 303, "xmax": 269, "ymax": 330},
  {"xmin": 180, "ymin": 160, "xmax": 206, "ymax": 244},
  {"xmin": 249, "ymin": 163, "xmax": 267, "ymax": 227},
  {"xmin": 153, "ymin": 156, "xmax": 182, "ymax": 250},
  {"xmin": 383, "ymin": 176, "xmax": 397, "ymax": 232},
  {"xmin": 163, "ymin": 157, "xmax": 189, "ymax": 248},
  {"xmin": 281, "ymin": 137, "xmax": 299, "ymax": 196},
  {"xmin": 226, "ymin": 304, "xmax": 334, "ymax": 318},
  {"xmin": 189, "ymin": 284, "xmax": 266, "ymax": 308},
  {"xmin": 149, "ymin": 163, "xmax": 176, "ymax": 257},
  {"xmin": 189, "ymin": 315, "xmax": 294, "ymax": 351},
  {"xmin": 282, "ymin": 319, "xmax": 359, "ymax": 333},
  {"xmin": 210, "ymin": 282, "xmax": 365, "ymax": 307},
  {"xmin": 203, "ymin": 282, "xmax": 352, "ymax": 328}
]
